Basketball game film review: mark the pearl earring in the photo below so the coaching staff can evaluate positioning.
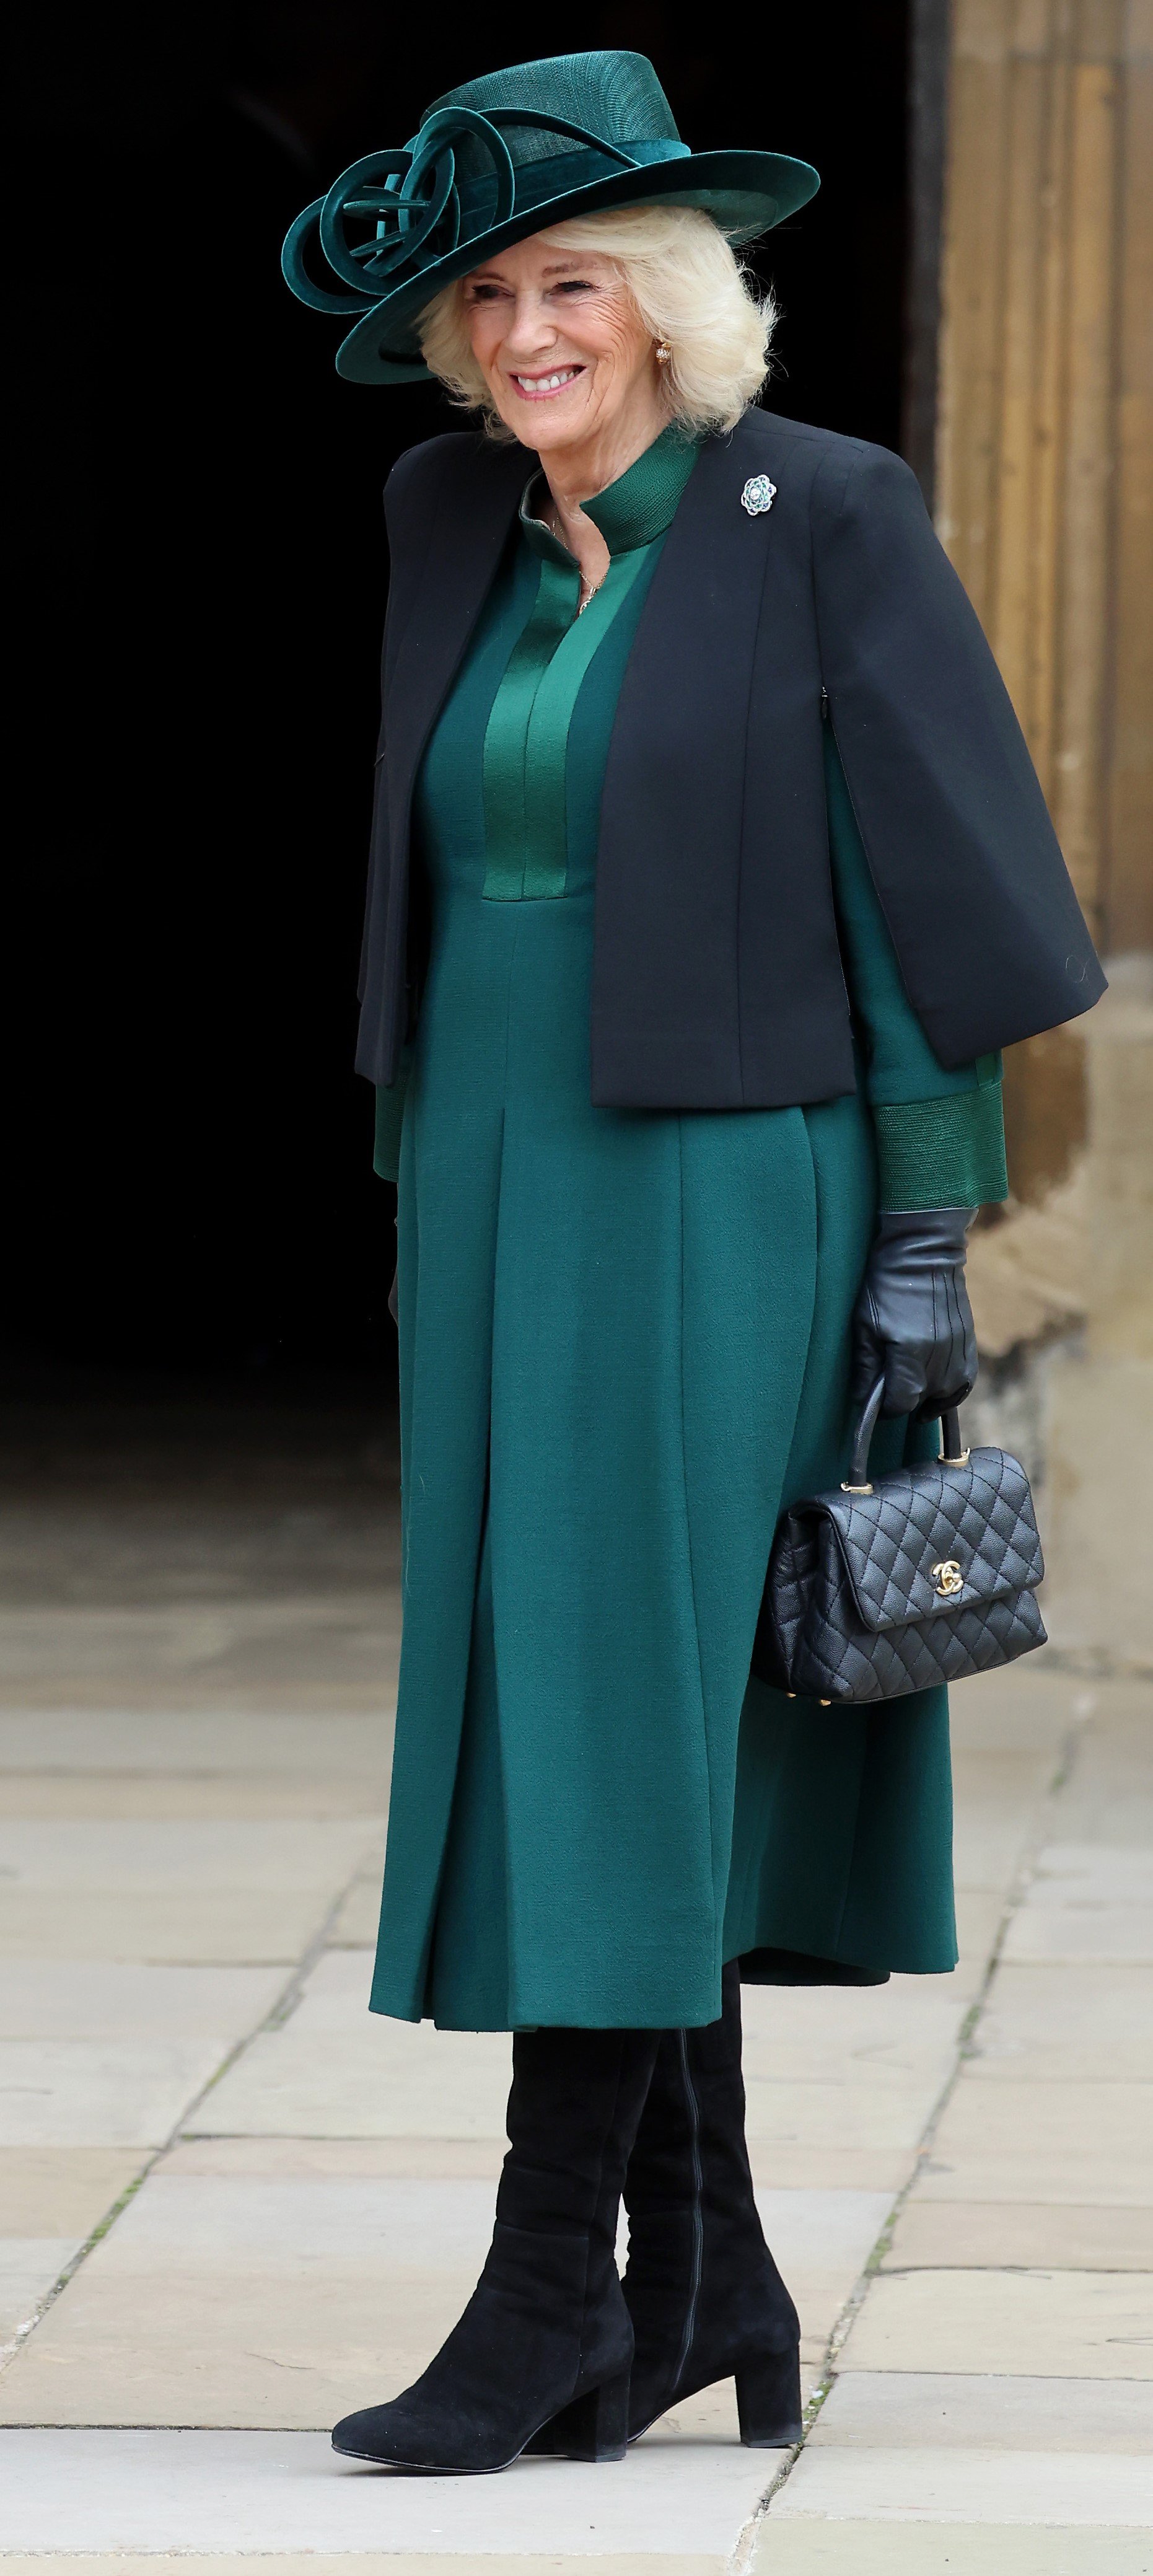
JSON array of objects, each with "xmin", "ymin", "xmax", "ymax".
[{"xmin": 655, "ymin": 341, "xmax": 672, "ymax": 364}]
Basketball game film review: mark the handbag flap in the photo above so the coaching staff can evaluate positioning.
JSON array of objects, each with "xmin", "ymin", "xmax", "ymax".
[{"xmin": 799, "ymin": 1446, "xmax": 1044, "ymax": 1635}]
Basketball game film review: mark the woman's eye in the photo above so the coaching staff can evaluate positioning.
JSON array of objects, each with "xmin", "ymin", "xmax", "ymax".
[{"xmin": 553, "ymin": 279, "xmax": 595, "ymax": 296}]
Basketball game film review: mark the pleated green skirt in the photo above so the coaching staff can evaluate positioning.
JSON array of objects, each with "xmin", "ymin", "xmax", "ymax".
[{"xmin": 370, "ymin": 875, "xmax": 957, "ymax": 2031}]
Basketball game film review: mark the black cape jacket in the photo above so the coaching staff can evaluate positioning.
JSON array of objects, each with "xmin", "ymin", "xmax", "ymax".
[{"xmin": 356, "ymin": 408, "xmax": 1104, "ymax": 1103}]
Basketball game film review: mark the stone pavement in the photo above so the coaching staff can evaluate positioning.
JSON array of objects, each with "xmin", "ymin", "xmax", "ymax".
[{"xmin": 0, "ymin": 1415, "xmax": 1151, "ymax": 2570}]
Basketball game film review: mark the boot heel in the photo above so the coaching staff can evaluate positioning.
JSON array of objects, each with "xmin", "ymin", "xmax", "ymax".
[
  {"xmin": 538, "ymin": 2366, "xmax": 630, "ymax": 2462},
  {"xmin": 735, "ymin": 2344, "xmax": 803, "ymax": 2448}
]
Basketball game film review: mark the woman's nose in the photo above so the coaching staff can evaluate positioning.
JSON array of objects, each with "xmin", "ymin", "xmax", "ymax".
[{"xmin": 502, "ymin": 291, "xmax": 555, "ymax": 356}]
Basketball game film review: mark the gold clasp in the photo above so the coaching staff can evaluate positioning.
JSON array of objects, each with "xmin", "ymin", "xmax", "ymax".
[{"xmin": 931, "ymin": 1558, "xmax": 963, "ymax": 1598}]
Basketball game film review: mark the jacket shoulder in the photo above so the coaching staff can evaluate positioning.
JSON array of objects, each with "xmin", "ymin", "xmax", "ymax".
[
  {"xmin": 742, "ymin": 408, "xmax": 925, "ymax": 521},
  {"xmin": 384, "ymin": 430, "xmax": 481, "ymax": 518},
  {"xmin": 384, "ymin": 428, "xmax": 526, "ymax": 522},
  {"xmin": 748, "ymin": 407, "xmax": 871, "ymax": 464}
]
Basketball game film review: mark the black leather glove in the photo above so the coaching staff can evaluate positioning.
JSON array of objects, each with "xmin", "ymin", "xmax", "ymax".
[{"xmin": 852, "ymin": 1207, "xmax": 978, "ymax": 1420}]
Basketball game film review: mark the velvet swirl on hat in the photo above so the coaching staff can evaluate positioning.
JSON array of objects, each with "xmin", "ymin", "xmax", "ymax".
[{"xmin": 282, "ymin": 51, "xmax": 819, "ymax": 384}]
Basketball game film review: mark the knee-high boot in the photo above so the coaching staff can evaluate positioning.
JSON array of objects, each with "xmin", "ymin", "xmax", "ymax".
[
  {"xmin": 332, "ymin": 2024, "xmax": 660, "ymax": 2473},
  {"xmin": 621, "ymin": 1964, "xmax": 802, "ymax": 2445}
]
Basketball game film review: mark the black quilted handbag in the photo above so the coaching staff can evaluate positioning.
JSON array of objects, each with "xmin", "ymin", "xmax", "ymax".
[{"xmin": 753, "ymin": 1379, "xmax": 1046, "ymax": 1704}]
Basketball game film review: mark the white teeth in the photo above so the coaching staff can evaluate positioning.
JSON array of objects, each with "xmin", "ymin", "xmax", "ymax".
[{"xmin": 514, "ymin": 369, "xmax": 579, "ymax": 391}]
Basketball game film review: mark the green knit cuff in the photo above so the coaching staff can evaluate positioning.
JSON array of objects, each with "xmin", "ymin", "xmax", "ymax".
[
  {"xmin": 373, "ymin": 1068, "xmax": 410, "ymax": 1184},
  {"xmin": 873, "ymin": 1079, "xmax": 1008, "ymax": 1212}
]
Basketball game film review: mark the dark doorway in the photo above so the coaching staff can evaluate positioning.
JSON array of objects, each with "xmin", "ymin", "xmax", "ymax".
[{"xmin": 7, "ymin": 7, "xmax": 911, "ymax": 1404}]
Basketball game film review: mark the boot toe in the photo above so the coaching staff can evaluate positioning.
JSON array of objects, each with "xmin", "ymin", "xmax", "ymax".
[{"xmin": 331, "ymin": 2402, "xmax": 427, "ymax": 2467}]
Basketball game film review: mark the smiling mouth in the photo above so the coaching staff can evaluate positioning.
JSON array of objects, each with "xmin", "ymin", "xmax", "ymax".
[{"xmin": 508, "ymin": 366, "xmax": 585, "ymax": 400}]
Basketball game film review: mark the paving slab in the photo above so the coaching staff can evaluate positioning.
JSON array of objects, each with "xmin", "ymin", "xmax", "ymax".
[
  {"xmin": 885, "ymin": 2198, "xmax": 1153, "ymax": 2269},
  {"xmin": 812, "ymin": 2368, "xmax": 1153, "ymax": 2449},
  {"xmin": 770, "ymin": 2442, "xmax": 1153, "ymax": 2523},
  {"xmin": 967, "ymin": 1962, "xmax": 1153, "ymax": 2082},
  {"xmin": 0, "ymin": 1818, "xmax": 384, "ymax": 1891},
  {"xmin": 328, "ymin": 1879, "xmax": 384, "ymax": 1948},
  {"xmin": 0, "ymin": 2146, "xmax": 144, "ymax": 2235},
  {"xmin": 0, "ymin": 1889, "xmax": 344, "ymax": 1965},
  {"xmin": 1054, "ymin": 1695, "xmax": 1153, "ymax": 1848},
  {"xmin": 746, "ymin": 2145, "xmax": 912, "ymax": 2191},
  {"xmin": 71, "ymin": 2174, "xmax": 504, "ymax": 2266},
  {"xmin": 198, "ymin": 1954, "xmax": 962, "ymax": 2153},
  {"xmin": 0, "ymin": 1709, "xmax": 393, "ymax": 1776},
  {"xmin": 949, "ymin": 1750, "xmax": 1054, "ymax": 1892},
  {"xmin": 162, "ymin": 2136, "xmax": 511, "ymax": 2181},
  {"xmin": 1001, "ymin": 1907, "xmax": 1153, "ymax": 1964},
  {"xmin": 944, "ymin": 1666, "xmax": 1092, "ymax": 1756},
  {"xmin": 0, "ymin": 1963, "xmax": 285, "ymax": 2042},
  {"xmin": 195, "ymin": 1956, "xmax": 514, "ymax": 2139},
  {"xmin": 1026, "ymin": 1847, "xmax": 1153, "ymax": 1906},
  {"xmin": 0, "ymin": 2332, "xmax": 807, "ymax": 2445},
  {"xmin": 0, "ymin": 1601, "xmax": 400, "ymax": 1713},
  {"xmin": 0, "ymin": 2038, "xmax": 244, "ymax": 2147},
  {"xmin": 0, "ymin": 2174, "xmax": 881, "ymax": 2429},
  {"xmin": 0, "ymin": 2239, "xmax": 81, "ymax": 2347},
  {"xmin": 743, "ymin": 2080, "xmax": 944, "ymax": 2157},
  {"xmin": 954, "ymin": 1890, "xmax": 1008, "ymax": 1972},
  {"xmin": 754, "ymin": 2188, "xmax": 891, "ymax": 2274},
  {"xmin": 0, "ymin": 2428, "xmax": 786, "ymax": 2554},
  {"xmin": 0, "ymin": 2562, "xmax": 726, "ymax": 2576},
  {"xmin": 740, "ymin": 1978, "xmax": 970, "ymax": 2086},
  {"xmin": 752, "ymin": 2520, "xmax": 1151, "ymax": 2570},
  {"xmin": 162, "ymin": 2134, "xmax": 914, "ymax": 2191},
  {"xmin": 634, "ymin": 2367, "xmax": 825, "ymax": 2446},
  {"xmin": 0, "ymin": 1484, "xmax": 399, "ymax": 1602},
  {"xmin": 0, "ymin": 1772, "xmax": 392, "ymax": 1819},
  {"xmin": 0, "ymin": 1819, "xmax": 384, "ymax": 1965},
  {"xmin": 917, "ymin": 2078, "xmax": 1153, "ymax": 2202},
  {"xmin": 1, "ymin": 1538, "xmax": 1144, "ymax": 2563},
  {"xmin": 0, "ymin": 2256, "xmax": 511, "ymax": 2429},
  {"xmin": 839, "ymin": 2267, "xmax": 1153, "ymax": 2376}
]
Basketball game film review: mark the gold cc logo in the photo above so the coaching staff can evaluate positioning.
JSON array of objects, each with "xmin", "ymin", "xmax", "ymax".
[{"xmin": 932, "ymin": 1559, "xmax": 963, "ymax": 1598}]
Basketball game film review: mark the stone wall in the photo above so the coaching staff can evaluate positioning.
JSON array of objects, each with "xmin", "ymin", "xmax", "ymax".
[{"xmin": 934, "ymin": 0, "xmax": 1152, "ymax": 1666}]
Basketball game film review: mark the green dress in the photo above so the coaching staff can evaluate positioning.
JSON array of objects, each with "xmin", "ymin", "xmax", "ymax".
[{"xmin": 370, "ymin": 426, "xmax": 1007, "ymax": 2033}]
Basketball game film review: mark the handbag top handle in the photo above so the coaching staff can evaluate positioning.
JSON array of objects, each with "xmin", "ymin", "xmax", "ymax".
[{"xmin": 843, "ymin": 1379, "xmax": 970, "ymax": 1496}]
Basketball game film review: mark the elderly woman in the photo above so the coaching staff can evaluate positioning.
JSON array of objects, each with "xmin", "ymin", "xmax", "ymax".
[{"xmin": 284, "ymin": 51, "xmax": 1102, "ymax": 2476}]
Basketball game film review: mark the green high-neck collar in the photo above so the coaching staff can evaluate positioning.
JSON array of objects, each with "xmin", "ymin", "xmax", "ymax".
[{"xmin": 520, "ymin": 422, "xmax": 701, "ymax": 563}]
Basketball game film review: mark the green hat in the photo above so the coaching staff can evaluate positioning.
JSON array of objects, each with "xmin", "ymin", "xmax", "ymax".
[{"xmin": 282, "ymin": 50, "xmax": 819, "ymax": 385}]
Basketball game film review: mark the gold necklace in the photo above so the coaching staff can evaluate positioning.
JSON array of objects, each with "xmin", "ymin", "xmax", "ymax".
[{"xmin": 542, "ymin": 496, "xmax": 603, "ymax": 613}]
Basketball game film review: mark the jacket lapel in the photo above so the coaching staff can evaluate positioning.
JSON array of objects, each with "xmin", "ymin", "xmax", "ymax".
[
  {"xmin": 384, "ymin": 437, "xmax": 525, "ymax": 857},
  {"xmin": 592, "ymin": 415, "xmax": 781, "ymax": 1099}
]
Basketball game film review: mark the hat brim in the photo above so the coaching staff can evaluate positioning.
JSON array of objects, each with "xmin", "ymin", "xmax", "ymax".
[{"xmin": 332, "ymin": 148, "xmax": 819, "ymax": 385}]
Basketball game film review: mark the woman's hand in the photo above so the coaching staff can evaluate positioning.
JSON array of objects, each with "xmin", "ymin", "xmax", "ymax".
[{"xmin": 851, "ymin": 1208, "xmax": 978, "ymax": 1420}]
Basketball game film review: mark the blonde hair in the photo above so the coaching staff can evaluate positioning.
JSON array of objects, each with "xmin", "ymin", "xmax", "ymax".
[{"xmin": 416, "ymin": 203, "xmax": 775, "ymax": 437}]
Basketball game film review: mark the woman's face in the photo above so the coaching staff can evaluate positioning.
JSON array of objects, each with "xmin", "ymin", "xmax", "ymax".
[{"xmin": 461, "ymin": 233, "xmax": 660, "ymax": 458}]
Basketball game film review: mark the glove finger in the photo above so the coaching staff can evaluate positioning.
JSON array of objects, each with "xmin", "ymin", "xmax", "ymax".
[
  {"xmin": 916, "ymin": 1380, "xmax": 971, "ymax": 1423},
  {"xmin": 851, "ymin": 1339, "xmax": 885, "ymax": 1412},
  {"xmin": 879, "ymin": 1343, "xmax": 930, "ymax": 1417},
  {"xmin": 940, "ymin": 1271, "xmax": 978, "ymax": 1400},
  {"xmin": 919, "ymin": 1345, "xmax": 969, "ymax": 1405},
  {"xmin": 962, "ymin": 1307, "xmax": 978, "ymax": 1393},
  {"xmin": 925, "ymin": 1309, "xmax": 976, "ymax": 1413},
  {"xmin": 850, "ymin": 1296, "xmax": 885, "ymax": 1410}
]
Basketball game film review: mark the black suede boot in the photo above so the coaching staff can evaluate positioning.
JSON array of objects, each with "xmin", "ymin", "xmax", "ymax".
[
  {"xmin": 331, "ymin": 2025, "xmax": 660, "ymax": 2473},
  {"xmin": 621, "ymin": 1964, "xmax": 802, "ymax": 2446}
]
